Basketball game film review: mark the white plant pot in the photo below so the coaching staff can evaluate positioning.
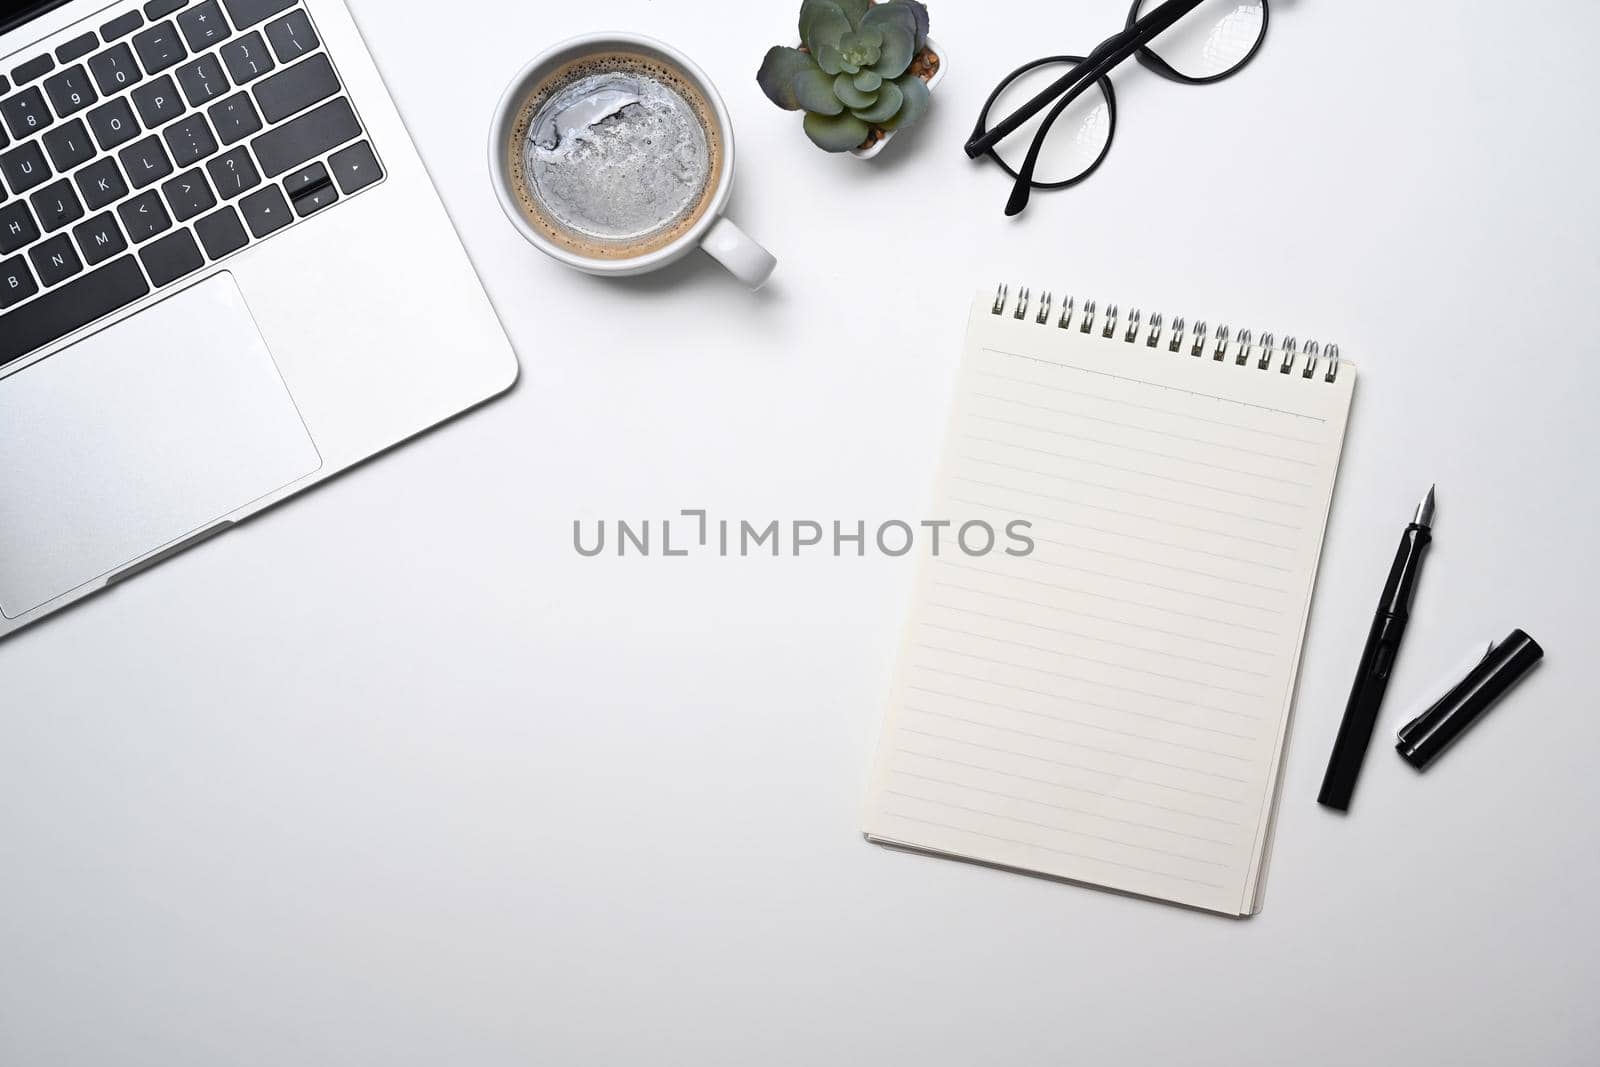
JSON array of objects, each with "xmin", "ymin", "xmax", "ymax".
[{"xmin": 850, "ymin": 36, "xmax": 946, "ymax": 160}]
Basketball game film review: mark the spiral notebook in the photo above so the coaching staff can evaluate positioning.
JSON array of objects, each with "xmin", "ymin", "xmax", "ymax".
[{"xmin": 863, "ymin": 286, "xmax": 1357, "ymax": 916}]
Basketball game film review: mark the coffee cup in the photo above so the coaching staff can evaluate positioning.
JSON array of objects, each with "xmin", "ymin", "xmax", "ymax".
[{"xmin": 488, "ymin": 34, "xmax": 776, "ymax": 288}]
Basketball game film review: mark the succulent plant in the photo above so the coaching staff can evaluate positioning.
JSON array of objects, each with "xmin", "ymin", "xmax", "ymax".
[{"xmin": 757, "ymin": 0, "xmax": 933, "ymax": 152}]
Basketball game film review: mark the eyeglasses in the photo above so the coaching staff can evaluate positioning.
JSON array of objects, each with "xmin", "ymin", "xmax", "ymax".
[{"xmin": 965, "ymin": 0, "xmax": 1270, "ymax": 216}]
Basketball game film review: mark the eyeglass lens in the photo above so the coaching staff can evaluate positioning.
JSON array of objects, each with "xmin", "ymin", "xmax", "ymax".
[
  {"xmin": 1131, "ymin": 0, "xmax": 1266, "ymax": 81},
  {"xmin": 984, "ymin": 59, "xmax": 1115, "ymax": 188}
]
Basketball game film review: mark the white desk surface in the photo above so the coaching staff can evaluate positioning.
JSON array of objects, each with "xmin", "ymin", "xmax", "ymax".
[{"xmin": 4, "ymin": 1, "xmax": 1598, "ymax": 1064}]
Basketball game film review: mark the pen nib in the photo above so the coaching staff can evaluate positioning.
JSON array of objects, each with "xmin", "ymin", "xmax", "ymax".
[{"xmin": 1414, "ymin": 485, "xmax": 1436, "ymax": 528}]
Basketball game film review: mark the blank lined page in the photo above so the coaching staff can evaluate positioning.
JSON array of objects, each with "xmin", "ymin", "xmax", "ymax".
[{"xmin": 863, "ymin": 291, "xmax": 1356, "ymax": 915}]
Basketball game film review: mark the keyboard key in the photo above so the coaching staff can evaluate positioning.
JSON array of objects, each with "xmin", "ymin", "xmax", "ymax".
[
  {"xmin": 56, "ymin": 34, "xmax": 99, "ymax": 65},
  {"xmin": 176, "ymin": 54, "xmax": 229, "ymax": 107},
  {"xmin": 10, "ymin": 55, "xmax": 54, "ymax": 86},
  {"xmin": 42, "ymin": 118, "xmax": 95, "ymax": 171},
  {"xmin": 0, "ymin": 200, "xmax": 39, "ymax": 254},
  {"xmin": 178, "ymin": 1, "xmax": 232, "ymax": 50},
  {"xmin": 329, "ymin": 140, "xmax": 382, "ymax": 194},
  {"xmin": 88, "ymin": 97, "xmax": 140, "ymax": 151},
  {"xmin": 118, "ymin": 134, "xmax": 174, "ymax": 188},
  {"xmin": 30, "ymin": 234, "xmax": 83, "ymax": 286},
  {"xmin": 1, "ymin": 87, "xmax": 53, "ymax": 141},
  {"xmin": 252, "ymin": 96, "xmax": 358, "ymax": 177},
  {"xmin": 30, "ymin": 178, "xmax": 84, "ymax": 232},
  {"xmin": 140, "ymin": 227, "xmax": 203, "ymax": 285},
  {"xmin": 264, "ymin": 10, "xmax": 318, "ymax": 63},
  {"xmin": 133, "ymin": 22, "xmax": 188, "ymax": 74},
  {"xmin": 0, "ymin": 254, "xmax": 38, "ymax": 309},
  {"xmin": 76, "ymin": 157, "xmax": 129, "ymax": 210},
  {"xmin": 1, "ymin": 141, "xmax": 51, "ymax": 195},
  {"xmin": 145, "ymin": 0, "xmax": 190, "ymax": 17},
  {"xmin": 132, "ymin": 75, "xmax": 185, "ymax": 128},
  {"xmin": 118, "ymin": 189, "xmax": 172, "ymax": 241},
  {"xmin": 291, "ymin": 179, "xmax": 335, "ymax": 217},
  {"xmin": 221, "ymin": 0, "xmax": 296, "ymax": 30},
  {"xmin": 239, "ymin": 183, "xmax": 289, "ymax": 237},
  {"xmin": 164, "ymin": 112, "xmax": 217, "ymax": 166},
  {"xmin": 43, "ymin": 65, "xmax": 97, "ymax": 118},
  {"xmin": 254, "ymin": 53, "xmax": 336, "ymax": 124},
  {"xmin": 73, "ymin": 212, "xmax": 128, "ymax": 265},
  {"xmin": 281, "ymin": 160, "xmax": 325, "ymax": 197},
  {"xmin": 194, "ymin": 203, "xmax": 247, "ymax": 258},
  {"xmin": 207, "ymin": 91, "xmax": 261, "ymax": 144},
  {"xmin": 101, "ymin": 11, "xmax": 147, "ymax": 42},
  {"xmin": 285, "ymin": 166, "xmax": 329, "ymax": 206},
  {"xmin": 206, "ymin": 144, "xmax": 259, "ymax": 198},
  {"xmin": 162, "ymin": 167, "xmax": 216, "ymax": 220},
  {"xmin": 88, "ymin": 43, "xmax": 144, "ymax": 96},
  {"xmin": 0, "ymin": 255, "xmax": 150, "ymax": 368},
  {"xmin": 220, "ymin": 32, "xmax": 275, "ymax": 85}
]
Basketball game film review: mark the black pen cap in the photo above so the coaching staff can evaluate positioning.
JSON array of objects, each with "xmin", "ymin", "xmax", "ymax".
[{"xmin": 1396, "ymin": 630, "xmax": 1544, "ymax": 771}]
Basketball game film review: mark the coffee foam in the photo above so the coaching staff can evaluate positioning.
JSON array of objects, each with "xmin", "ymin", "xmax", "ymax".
[{"xmin": 508, "ymin": 52, "xmax": 725, "ymax": 261}]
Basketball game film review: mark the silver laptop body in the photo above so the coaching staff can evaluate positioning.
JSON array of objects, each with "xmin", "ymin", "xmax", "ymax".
[{"xmin": 0, "ymin": 0, "xmax": 518, "ymax": 640}]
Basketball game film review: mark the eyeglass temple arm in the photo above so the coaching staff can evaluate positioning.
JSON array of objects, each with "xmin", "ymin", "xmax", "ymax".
[
  {"xmin": 1002, "ymin": 0, "xmax": 1207, "ymax": 215},
  {"xmin": 964, "ymin": 0, "xmax": 1205, "ymax": 160}
]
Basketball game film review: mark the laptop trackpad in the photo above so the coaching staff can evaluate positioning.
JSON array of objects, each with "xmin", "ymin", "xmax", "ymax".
[{"xmin": 0, "ymin": 274, "xmax": 322, "ymax": 619}]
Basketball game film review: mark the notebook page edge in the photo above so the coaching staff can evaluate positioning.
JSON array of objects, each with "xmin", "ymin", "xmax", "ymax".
[
  {"xmin": 861, "ymin": 292, "xmax": 996, "ymax": 837},
  {"xmin": 864, "ymin": 832, "xmax": 1251, "ymax": 918},
  {"xmin": 1242, "ymin": 370, "xmax": 1358, "ymax": 914}
]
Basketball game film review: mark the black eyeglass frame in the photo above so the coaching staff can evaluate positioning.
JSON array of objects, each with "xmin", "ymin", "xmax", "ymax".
[
  {"xmin": 967, "ymin": 0, "xmax": 1271, "ymax": 212},
  {"xmin": 973, "ymin": 56, "xmax": 1120, "ymax": 192}
]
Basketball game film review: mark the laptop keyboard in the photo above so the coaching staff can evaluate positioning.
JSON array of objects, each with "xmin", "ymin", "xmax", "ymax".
[{"xmin": 0, "ymin": 0, "xmax": 384, "ymax": 369}]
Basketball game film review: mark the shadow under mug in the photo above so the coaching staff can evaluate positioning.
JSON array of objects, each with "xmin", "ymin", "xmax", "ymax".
[{"xmin": 488, "ymin": 33, "xmax": 777, "ymax": 289}]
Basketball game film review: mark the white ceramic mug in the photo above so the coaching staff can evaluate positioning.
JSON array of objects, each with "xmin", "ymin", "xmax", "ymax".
[{"xmin": 488, "ymin": 33, "xmax": 777, "ymax": 288}]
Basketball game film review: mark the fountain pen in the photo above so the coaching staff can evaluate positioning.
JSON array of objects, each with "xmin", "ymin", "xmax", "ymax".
[{"xmin": 1318, "ymin": 487, "xmax": 1436, "ymax": 812}]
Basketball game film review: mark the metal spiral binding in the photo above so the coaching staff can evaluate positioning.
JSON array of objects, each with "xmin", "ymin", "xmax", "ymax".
[{"xmin": 991, "ymin": 283, "xmax": 1343, "ymax": 383}]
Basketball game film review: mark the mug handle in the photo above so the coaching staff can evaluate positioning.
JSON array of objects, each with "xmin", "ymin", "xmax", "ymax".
[{"xmin": 701, "ymin": 218, "xmax": 777, "ymax": 289}]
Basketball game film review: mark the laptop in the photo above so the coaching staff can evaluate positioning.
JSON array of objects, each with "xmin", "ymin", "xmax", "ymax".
[{"xmin": 0, "ymin": 0, "xmax": 519, "ymax": 640}]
